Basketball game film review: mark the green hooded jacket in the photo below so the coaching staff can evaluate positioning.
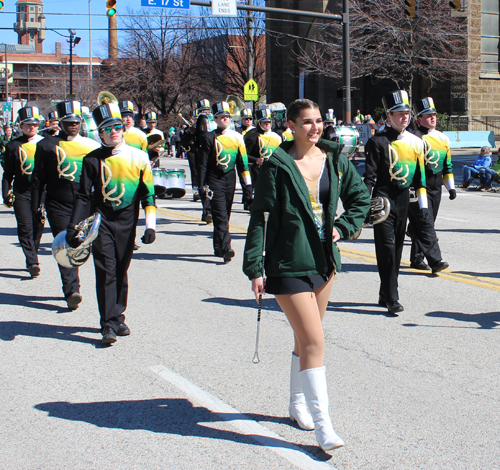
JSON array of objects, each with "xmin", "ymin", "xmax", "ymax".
[{"xmin": 243, "ymin": 139, "xmax": 370, "ymax": 280}]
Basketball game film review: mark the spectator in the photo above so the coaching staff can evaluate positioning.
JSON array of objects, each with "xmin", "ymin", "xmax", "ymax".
[
  {"xmin": 355, "ymin": 109, "xmax": 364, "ymax": 121},
  {"xmin": 458, "ymin": 146, "xmax": 492, "ymax": 188},
  {"xmin": 479, "ymin": 147, "xmax": 500, "ymax": 190}
]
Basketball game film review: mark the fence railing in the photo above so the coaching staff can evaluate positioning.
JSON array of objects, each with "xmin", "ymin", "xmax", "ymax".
[{"xmin": 445, "ymin": 116, "xmax": 500, "ymax": 140}]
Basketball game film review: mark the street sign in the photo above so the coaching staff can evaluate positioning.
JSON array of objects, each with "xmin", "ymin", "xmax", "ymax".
[
  {"xmin": 212, "ymin": 0, "xmax": 237, "ymax": 16},
  {"xmin": 2, "ymin": 103, "xmax": 12, "ymax": 112},
  {"xmin": 244, "ymin": 79, "xmax": 259, "ymax": 102},
  {"xmin": 141, "ymin": 0, "xmax": 190, "ymax": 9}
]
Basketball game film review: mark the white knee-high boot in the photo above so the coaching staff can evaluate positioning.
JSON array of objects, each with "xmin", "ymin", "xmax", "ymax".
[
  {"xmin": 289, "ymin": 353, "xmax": 314, "ymax": 430},
  {"xmin": 299, "ymin": 366, "xmax": 344, "ymax": 451}
]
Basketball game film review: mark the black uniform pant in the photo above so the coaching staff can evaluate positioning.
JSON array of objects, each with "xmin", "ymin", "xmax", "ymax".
[
  {"xmin": 408, "ymin": 172, "xmax": 443, "ymax": 264},
  {"xmin": 373, "ymin": 186, "xmax": 409, "ymax": 303},
  {"xmin": 187, "ymin": 151, "xmax": 198, "ymax": 190},
  {"xmin": 92, "ymin": 203, "xmax": 138, "ymax": 332},
  {"xmin": 208, "ymin": 169, "xmax": 236, "ymax": 257},
  {"xmin": 13, "ymin": 190, "xmax": 44, "ymax": 267},
  {"xmin": 46, "ymin": 198, "xmax": 83, "ymax": 297}
]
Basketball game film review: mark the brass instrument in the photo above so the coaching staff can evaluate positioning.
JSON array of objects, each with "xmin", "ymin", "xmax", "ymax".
[
  {"xmin": 177, "ymin": 113, "xmax": 191, "ymax": 126},
  {"xmin": 349, "ymin": 197, "xmax": 391, "ymax": 241},
  {"xmin": 52, "ymin": 213, "xmax": 101, "ymax": 268},
  {"xmin": 97, "ymin": 91, "xmax": 118, "ymax": 106},
  {"xmin": 3, "ymin": 189, "xmax": 15, "ymax": 208}
]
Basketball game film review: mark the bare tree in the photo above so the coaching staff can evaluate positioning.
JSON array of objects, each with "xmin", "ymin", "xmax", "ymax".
[
  {"xmin": 197, "ymin": 5, "xmax": 266, "ymax": 100},
  {"xmin": 103, "ymin": 8, "xmax": 207, "ymax": 123},
  {"xmin": 297, "ymin": 0, "xmax": 467, "ymax": 97}
]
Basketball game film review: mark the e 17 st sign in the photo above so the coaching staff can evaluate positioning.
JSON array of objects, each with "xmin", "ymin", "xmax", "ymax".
[{"xmin": 141, "ymin": 0, "xmax": 190, "ymax": 9}]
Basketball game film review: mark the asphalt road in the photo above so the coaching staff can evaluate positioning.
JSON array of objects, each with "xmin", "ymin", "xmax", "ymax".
[{"xmin": 1, "ymin": 152, "xmax": 499, "ymax": 470}]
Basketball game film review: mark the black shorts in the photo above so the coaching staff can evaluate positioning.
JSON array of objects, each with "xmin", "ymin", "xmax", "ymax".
[{"xmin": 265, "ymin": 243, "xmax": 335, "ymax": 295}]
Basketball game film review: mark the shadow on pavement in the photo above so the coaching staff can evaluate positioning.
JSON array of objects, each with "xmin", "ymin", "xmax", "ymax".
[
  {"xmin": 402, "ymin": 311, "xmax": 500, "ymax": 329},
  {"xmin": 132, "ymin": 252, "xmax": 220, "ymax": 265},
  {"xmin": 34, "ymin": 398, "xmax": 332, "ymax": 460},
  {"xmin": 327, "ymin": 301, "xmax": 401, "ymax": 318},
  {"xmin": 426, "ymin": 310, "xmax": 500, "ymax": 329},
  {"xmin": 202, "ymin": 297, "xmax": 282, "ymax": 313},
  {"xmin": 0, "ymin": 292, "xmax": 67, "ymax": 311},
  {"xmin": 340, "ymin": 263, "xmax": 379, "ymax": 273},
  {"xmin": 0, "ymin": 321, "xmax": 101, "ymax": 344}
]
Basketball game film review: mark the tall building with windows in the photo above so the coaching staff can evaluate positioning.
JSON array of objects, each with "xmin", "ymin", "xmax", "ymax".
[{"xmin": 14, "ymin": 0, "xmax": 46, "ymax": 54}]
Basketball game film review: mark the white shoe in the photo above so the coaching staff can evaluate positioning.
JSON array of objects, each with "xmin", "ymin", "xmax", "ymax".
[
  {"xmin": 300, "ymin": 366, "xmax": 344, "ymax": 451},
  {"xmin": 289, "ymin": 353, "xmax": 314, "ymax": 430}
]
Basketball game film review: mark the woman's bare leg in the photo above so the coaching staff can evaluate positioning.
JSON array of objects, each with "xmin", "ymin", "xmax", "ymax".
[
  {"xmin": 276, "ymin": 291, "xmax": 325, "ymax": 370},
  {"xmin": 289, "ymin": 274, "xmax": 335, "ymax": 359}
]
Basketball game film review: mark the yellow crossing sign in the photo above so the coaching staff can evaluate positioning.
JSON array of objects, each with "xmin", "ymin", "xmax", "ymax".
[{"xmin": 244, "ymin": 79, "xmax": 259, "ymax": 102}]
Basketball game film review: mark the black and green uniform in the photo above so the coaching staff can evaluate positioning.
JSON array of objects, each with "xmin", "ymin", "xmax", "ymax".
[
  {"xmin": 364, "ymin": 126, "xmax": 428, "ymax": 304},
  {"xmin": 2, "ymin": 134, "xmax": 45, "ymax": 269},
  {"xmin": 244, "ymin": 126, "xmax": 282, "ymax": 187},
  {"xmin": 32, "ymin": 132, "xmax": 100, "ymax": 297},
  {"xmin": 200, "ymin": 127, "xmax": 252, "ymax": 257},
  {"xmin": 68, "ymin": 141, "xmax": 156, "ymax": 332},
  {"xmin": 408, "ymin": 126, "xmax": 454, "ymax": 265}
]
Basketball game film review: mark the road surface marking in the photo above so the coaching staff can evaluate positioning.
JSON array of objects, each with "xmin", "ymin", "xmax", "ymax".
[{"xmin": 150, "ymin": 364, "xmax": 338, "ymax": 470}]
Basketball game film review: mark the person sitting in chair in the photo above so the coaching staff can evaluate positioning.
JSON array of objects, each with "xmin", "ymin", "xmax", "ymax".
[
  {"xmin": 459, "ymin": 147, "xmax": 492, "ymax": 188},
  {"xmin": 479, "ymin": 147, "xmax": 500, "ymax": 191}
]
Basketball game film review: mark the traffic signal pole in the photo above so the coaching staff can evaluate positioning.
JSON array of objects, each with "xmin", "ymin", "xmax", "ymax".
[
  {"xmin": 342, "ymin": 0, "xmax": 351, "ymax": 124},
  {"xmin": 190, "ymin": 0, "xmax": 351, "ymax": 121}
]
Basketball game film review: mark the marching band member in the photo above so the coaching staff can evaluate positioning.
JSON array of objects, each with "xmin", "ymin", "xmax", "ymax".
[
  {"xmin": 364, "ymin": 90, "xmax": 428, "ymax": 315},
  {"xmin": 2, "ymin": 107, "xmax": 45, "ymax": 278},
  {"xmin": 195, "ymin": 99, "xmax": 216, "ymax": 223},
  {"xmin": 324, "ymin": 109, "xmax": 337, "ymax": 128},
  {"xmin": 145, "ymin": 112, "xmax": 164, "ymax": 139},
  {"xmin": 407, "ymin": 97, "xmax": 452, "ymax": 273},
  {"xmin": 42, "ymin": 111, "xmax": 61, "ymax": 138},
  {"xmin": 244, "ymin": 107, "xmax": 282, "ymax": 187},
  {"xmin": 120, "ymin": 101, "xmax": 148, "ymax": 152},
  {"xmin": 66, "ymin": 103, "xmax": 156, "ymax": 344},
  {"xmin": 235, "ymin": 108, "xmax": 255, "ymax": 135},
  {"xmin": 199, "ymin": 101, "xmax": 252, "ymax": 262},
  {"xmin": 32, "ymin": 100, "xmax": 100, "ymax": 309}
]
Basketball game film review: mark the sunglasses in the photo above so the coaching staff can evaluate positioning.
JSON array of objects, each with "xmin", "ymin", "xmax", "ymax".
[{"xmin": 102, "ymin": 124, "xmax": 123, "ymax": 134}]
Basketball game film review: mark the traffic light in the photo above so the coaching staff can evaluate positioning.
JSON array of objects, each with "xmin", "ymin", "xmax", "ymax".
[
  {"xmin": 0, "ymin": 1, "xmax": 4, "ymax": 11},
  {"xmin": 449, "ymin": 0, "xmax": 461, "ymax": 10},
  {"xmin": 404, "ymin": 0, "xmax": 416, "ymax": 17},
  {"xmin": 106, "ymin": 0, "xmax": 116, "ymax": 17}
]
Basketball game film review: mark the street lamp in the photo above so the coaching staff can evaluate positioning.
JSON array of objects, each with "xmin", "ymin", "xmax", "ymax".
[{"xmin": 68, "ymin": 29, "xmax": 81, "ymax": 97}]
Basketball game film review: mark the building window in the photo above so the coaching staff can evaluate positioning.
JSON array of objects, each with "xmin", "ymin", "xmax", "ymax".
[
  {"xmin": 481, "ymin": 0, "xmax": 500, "ymax": 75},
  {"xmin": 30, "ymin": 7, "xmax": 34, "ymax": 11}
]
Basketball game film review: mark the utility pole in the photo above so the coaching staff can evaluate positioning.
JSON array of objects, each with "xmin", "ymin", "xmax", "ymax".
[
  {"xmin": 342, "ymin": 0, "xmax": 351, "ymax": 123},
  {"xmin": 68, "ymin": 30, "xmax": 81, "ymax": 97},
  {"xmin": 247, "ymin": 0, "xmax": 254, "ymax": 81},
  {"xmin": 4, "ymin": 44, "xmax": 8, "ymax": 103},
  {"xmin": 247, "ymin": 0, "xmax": 254, "ymax": 113},
  {"xmin": 89, "ymin": 0, "xmax": 93, "ymax": 80}
]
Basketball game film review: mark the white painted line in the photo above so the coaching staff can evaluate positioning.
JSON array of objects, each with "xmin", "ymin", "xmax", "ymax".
[{"xmin": 150, "ymin": 364, "xmax": 338, "ymax": 470}]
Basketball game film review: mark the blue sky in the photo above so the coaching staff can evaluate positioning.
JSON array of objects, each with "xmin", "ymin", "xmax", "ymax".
[{"xmin": 0, "ymin": 0, "xmax": 200, "ymax": 59}]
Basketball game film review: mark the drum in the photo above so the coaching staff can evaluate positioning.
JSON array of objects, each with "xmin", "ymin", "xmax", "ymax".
[
  {"xmin": 166, "ymin": 169, "xmax": 186, "ymax": 198},
  {"xmin": 153, "ymin": 168, "xmax": 167, "ymax": 196},
  {"xmin": 329, "ymin": 126, "xmax": 359, "ymax": 155}
]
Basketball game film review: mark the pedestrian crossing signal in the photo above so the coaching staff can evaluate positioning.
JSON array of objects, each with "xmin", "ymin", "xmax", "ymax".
[
  {"xmin": 449, "ymin": 0, "xmax": 461, "ymax": 10},
  {"xmin": 106, "ymin": 0, "xmax": 117, "ymax": 17},
  {"xmin": 404, "ymin": 0, "xmax": 416, "ymax": 17}
]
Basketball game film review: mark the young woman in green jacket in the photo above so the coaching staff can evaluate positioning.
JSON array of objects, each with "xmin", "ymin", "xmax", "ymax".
[{"xmin": 243, "ymin": 99, "xmax": 370, "ymax": 452}]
